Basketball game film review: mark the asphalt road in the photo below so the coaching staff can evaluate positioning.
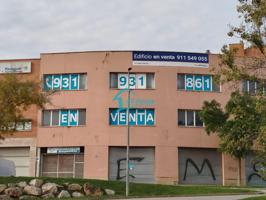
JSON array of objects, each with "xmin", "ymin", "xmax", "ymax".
[
  {"xmin": 118, "ymin": 188, "xmax": 266, "ymax": 200},
  {"xmin": 121, "ymin": 194, "xmax": 265, "ymax": 200}
]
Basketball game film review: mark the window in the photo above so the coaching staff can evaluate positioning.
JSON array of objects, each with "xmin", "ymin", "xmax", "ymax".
[
  {"xmin": 177, "ymin": 74, "xmax": 185, "ymax": 90},
  {"xmin": 187, "ymin": 110, "xmax": 194, "ymax": 126},
  {"xmin": 178, "ymin": 109, "xmax": 185, "ymax": 126},
  {"xmin": 15, "ymin": 120, "xmax": 32, "ymax": 131},
  {"xmin": 109, "ymin": 108, "xmax": 155, "ymax": 126},
  {"xmin": 42, "ymin": 109, "xmax": 86, "ymax": 127},
  {"xmin": 110, "ymin": 73, "xmax": 155, "ymax": 89},
  {"xmin": 41, "ymin": 147, "xmax": 84, "ymax": 178},
  {"xmin": 195, "ymin": 111, "xmax": 204, "ymax": 126},
  {"xmin": 43, "ymin": 73, "xmax": 87, "ymax": 91},
  {"xmin": 42, "ymin": 110, "xmax": 50, "ymax": 126},
  {"xmin": 6, "ymin": 120, "xmax": 32, "ymax": 131},
  {"xmin": 177, "ymin": 110, "xmax": 203, "ymax": 127},
  {"xmin": 51, "ymin": 110, "xmax": 59, "ymax": 126},
  {"xmin": 242, "ymin": 80, "xmax": 266, "ymax": 95},
  {"xmin": 177, "ymin": 74, "xmax": 220, "ymax": 92}
]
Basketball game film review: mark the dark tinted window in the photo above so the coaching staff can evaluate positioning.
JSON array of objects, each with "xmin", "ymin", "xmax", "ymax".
[
  {"xmin": 187, "ymin": 110, "xmax": 194, "ymax": 126},
  {"xmin": 78, "ymin": 109, "xmax": 86, "ymax": 125},
  {"xmin": 195, "ymin": 111, "xmax": 203, "ymax": 126},
  {"xmin": 146, "ymin": 73, "xmax": 155, "ymax": 89},
  {"xmin": 177, "ymin": 74, "xmax": 185, "ymax": 89},
  {"xmin": 178, "ymin": 110, "xmax": 185, "ymax": 126},
  {"xmin": 42, "ymin": 110, "xmax": 51, "ymax": 126},
  {"xmin": 249, "ymin": 81, "xmax": 256, "ymax": 95}
]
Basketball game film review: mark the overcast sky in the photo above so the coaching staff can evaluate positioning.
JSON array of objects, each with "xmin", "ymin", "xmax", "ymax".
[{"xmin": 0, "ymin": 0, "xmax": 241, "ymax": 59}]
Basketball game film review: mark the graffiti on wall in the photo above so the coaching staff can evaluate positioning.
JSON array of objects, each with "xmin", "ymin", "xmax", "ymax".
[
  {"xmin": 248, "ymin": 162, "xmax": 266, "ymax": 182},
  {"xmin": 116, "ymin": 157, "xmax": 144, "ymax": 180},
  {"xmin": 183, "ymin": 158, "xmax": 216, "ymax": 181}
]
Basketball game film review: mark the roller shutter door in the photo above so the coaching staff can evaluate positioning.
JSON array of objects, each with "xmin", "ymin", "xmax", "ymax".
[
  {"xmin": 109, "ymin": 147, "xmax": 154, "ymax": 183},
  {"xmin": 0, "ymin": 147, "xmax": 30, "ymax": 176},
  {"xmin": 178, "ymin": 148, "xmax": 222, "ymax": 185},
  {"xmin": 245, "ymin": 152, "xmax": 266, "ymax": 186}
]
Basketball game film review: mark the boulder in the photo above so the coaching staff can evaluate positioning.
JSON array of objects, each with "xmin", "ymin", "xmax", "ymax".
[
  {"xmin": 29, "ymin": 179, "xmax": 43, "ymax": 188},
  {"xmin": 4, "ymin": 187, "xmax": 22, "ymax": 198},
  {"xmin": 62, "ymin": 183, "xmax": 69, "ymax": 187},
  {"xmin": 57, "ymin": 190, "xmax": 70, "ymax": 199},
  {"xmin": 7, "ymin": 184, "xmax": 16, "ymax": 188},
  {"xmin": 105, "ymin": 188, "xmax": 115, "ymax": 195},
  {"xmin": 0, "ymin": 185, "xmax": 7, "ymax": 194},
  {"xmin": 93, "ymin": 187, "xmax": 103, "ymax": 197},
  {"xmin": 0, "ymin": 195, "xmax": 12, "ymax": 200},
  {"xmin": 83, "ymin": 183, "xmax": 94, "ymax": 196},
  {"xmin": 19, "ymin": 195, "xmax": 38, "ymax": 200},
  {"xmin": 72, "ymin": 192, "xmax": 84, "ymax": 198},
  {"xmin": 41, "ymin": 183, "xmax": 58, "ymax": 194},
  {"xmin": 17, "ymin": 182, "xmax": 27, "ymax": 188},
  {"xmin": 41, "ymin": 193, "xmax": 55, "ymax": 199},
  {"xmin": 68, "ymin": 183, "xmax": 82, "ymax": 191},
  {"xmin": 23, "ymin": 186, "xmax": 41, "ymax": 196}
]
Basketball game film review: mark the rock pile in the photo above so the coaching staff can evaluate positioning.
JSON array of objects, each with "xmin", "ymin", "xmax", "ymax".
[{"xmin": 0, "ymin": 179, "xmax": 115, "ymax": 200}]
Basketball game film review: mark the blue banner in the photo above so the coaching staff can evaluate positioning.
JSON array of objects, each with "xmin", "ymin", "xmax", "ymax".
[
  {"xmin": 133, "ymin": 51, "xmax": 209, "ymax": 68},
  {"xmin": 109, "ymin": 108, "xmax": 155, "ymax": 126}
]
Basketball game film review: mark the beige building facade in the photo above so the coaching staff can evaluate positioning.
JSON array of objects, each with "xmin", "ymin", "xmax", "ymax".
[
  {"xmin": 0, "ymin": 59, "xmax": 40, "ymax": 177},
  {"xmin": 0, "ymin": 44, "xmax": 265, "ymax": 186}
]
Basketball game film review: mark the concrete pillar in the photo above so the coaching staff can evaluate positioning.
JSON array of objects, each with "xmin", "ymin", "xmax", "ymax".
[
  {"xmin": 155, "ymin": 146, "xmax": 178, "ymax": 184},
  {"xmin": 84, "ymin": 145, "xmax": 109, "ymax": 180},
  {"xmin": 29, "ymin": 145, "xmax": 37, "ymax": 177},
  {"xmin": 35, "ymin": 147, "xmax": 41, "ymax": 177},
  {"xmin": 222, "ymin": 153, "xmax": 246, "ymax": 186}
]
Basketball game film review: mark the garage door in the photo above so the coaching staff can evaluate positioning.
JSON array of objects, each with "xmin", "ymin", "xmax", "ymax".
[
  {"xmin": 109, "ymin": 147, "xmax": 154, "ymax": 183},
  {"xmin": 178, "ymin": 148, "xmax": 222, "ymax": 185},
  {"xmin": 0, "ymin": 147, "xmax": 30, "ymax": 176},
  {"xmin": 245, "ymin": 152, "xmax": 266, "ymax": 186}
]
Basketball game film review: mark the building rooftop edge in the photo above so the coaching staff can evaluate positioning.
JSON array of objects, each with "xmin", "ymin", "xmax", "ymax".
[
  {"xmin": 0, "ymin": 58, "xmax": 40, "ymax": 62},
  {"xmin": 40, "ymin": 49, "xmax": 213, "ymax": 56}
]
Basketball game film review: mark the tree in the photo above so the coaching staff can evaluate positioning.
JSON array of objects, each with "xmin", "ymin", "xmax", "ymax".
[
  {"xmin": 217, "ymin": 0, "xmax": 266, "ymax": 83},
  {"xmin": 201, "ymin": 0, "xmax": 266, "ymax": 185},
  {"xmin": 200, "ymin": 91, "xmax": 263, "ymax": 185},
  {"xmin": 255, "ymin": 96, "xmax": 266, "ymax": 179},
  {"xmin": 0, "ymin": 74, "xmax": 49, "ymax": 139}
]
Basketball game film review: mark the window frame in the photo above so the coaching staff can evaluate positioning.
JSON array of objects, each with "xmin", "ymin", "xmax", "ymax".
[
  {"xmin": 177, "ymin": 109, "xmax": 204, "ymax": 127},
  {"xmin": 243, "ymin": 80, "xmax": 266, "ymax": 95},
  {"xmin": 14, "ymin": 120, "xmax": 32, "ymax": 131},
  {"xmin": 109, "ymin": 72, "xmax": 155, "ymax": 90},
  {"xmin": 43, "ymin": 73, "xmax": 87, "ymax": 91},
  {"xmin": 42, "ymin": 109, "xmax": 86, "ymax": 127},
  {"xmin": 177, "ymin": 73, "xmax": 221, "ymax": 92}
]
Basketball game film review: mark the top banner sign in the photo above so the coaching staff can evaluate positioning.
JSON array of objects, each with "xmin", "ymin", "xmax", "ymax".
[
  {"xmin": 132, "ymin": 51, "xmax": 209, "ymax": 68},
  {"xmin": 0, "ymin": 62, "xmax": 31, "ymax": 73}
]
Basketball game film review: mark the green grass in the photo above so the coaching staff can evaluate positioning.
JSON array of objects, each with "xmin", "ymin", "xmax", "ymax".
[
  {"xmin": 0, "ymin": 176, "xmax": 257, "ymax": 199},
  {"xmin": 241, "ymin": 196, "xmax": 266, "ymax": 200}
]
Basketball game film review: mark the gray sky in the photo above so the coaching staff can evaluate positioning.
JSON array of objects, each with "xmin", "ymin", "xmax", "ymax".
[{"xmin": 0, "ymin": 0, "xmax": 241, "ymax": 59}]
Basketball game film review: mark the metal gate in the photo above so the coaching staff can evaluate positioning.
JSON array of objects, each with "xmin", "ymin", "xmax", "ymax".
[
  {"xmin": 178, "ymin": 148, "xmax": 222, "ymax": 185},
  {"xmin": 109, "ymin": 147, "xmax": 154, "ymax": 183},
  {"xmin": 41, "ymin": 154, "xmax": 84, "ymax": 178}
]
